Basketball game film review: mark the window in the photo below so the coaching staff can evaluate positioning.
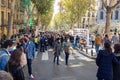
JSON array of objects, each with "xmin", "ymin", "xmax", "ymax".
[
  {"xmin": 1, "ymin": 0, "xmax": 4, "ymax": 5},
  {"xmin": 100, "ymin": 11, "xmax": 104, "ymax": 20},
  {"xmin": 116, "ymin": 6, "xmax": 120, "ymax": 9},
  {"xmin": 83, "ymin": 18, "xmax": 85, "ymax": 23},
  {"xmin": 92, "ymin": 12, "xmax": 95, "ymax": 17},
  {"xmin": 115, "ymin": 10, "xmax": 119, "ymax": 20},
  {"xmin": 8, "ymin": 13, "xmax": 10, "ymax": 25},
  {"xmin": 8, "ymin": 0, "xmax": 10, "ymax": 8},
  {"xmin": 1, "ymin": 11, "xmax": 4, "ymax": 25},
  {"xmin": 88, "ymin": 12, "xmax": 90, "ymax": 17}
]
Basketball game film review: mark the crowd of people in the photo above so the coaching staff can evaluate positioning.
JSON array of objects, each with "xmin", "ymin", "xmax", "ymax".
[
  {"xmin": 0, "ymin": 31, "xmax": 77, "ymax": 80},
  {"xmin": 0, "ymin": 30, "xmax": 120, "ymax": 80},
  {"xmin": 92, "ymin": 33, "xmax": 120, "ymax": 80}
]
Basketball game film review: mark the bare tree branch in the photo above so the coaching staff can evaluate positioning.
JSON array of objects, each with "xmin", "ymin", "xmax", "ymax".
[
  {"xmin": 109, "ymin": 0, "xmax": 113, "ymax": 6},
  {"xmin": 111, "ymin": 0, "xmax": 120, "ymax": 9},
  {"xmin": 101, "ymin": 0, "xmax": 107, "ymax": 8}
]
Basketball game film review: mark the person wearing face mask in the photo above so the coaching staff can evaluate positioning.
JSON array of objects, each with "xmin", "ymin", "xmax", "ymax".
[
  {"xmin": 0, "ymin": 40, "xmax": 13, "ymax": 70},
  {"xmin": 53, "ymin": 38, "xmax": 62, "ymax": 65}
]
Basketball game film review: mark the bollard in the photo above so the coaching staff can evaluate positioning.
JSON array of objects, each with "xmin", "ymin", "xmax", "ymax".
[
  {"xmin": 91, "ymin": 50, "xmax": 93, "ymax": 56},
  {"xmin": 80, "ymin": 45, "xmax": 83, "ymax": 51},
  {"xmin": 86, "ymin": 48, "xmax": 88, "ymax": 54}
]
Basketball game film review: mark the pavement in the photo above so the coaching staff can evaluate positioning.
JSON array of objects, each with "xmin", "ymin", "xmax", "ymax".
[
  {"xmin": 24, "ymin": 48, "xmax": 97, "ymax": 80},
  {"xmin": 76, "ymin": 46, "xmax": 97, "ymax": 60}
]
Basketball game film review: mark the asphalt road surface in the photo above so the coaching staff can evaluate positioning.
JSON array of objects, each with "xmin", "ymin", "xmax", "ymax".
[{"xmin": 24, "ymin": 49, "xmax": 97, "ymax": 80}]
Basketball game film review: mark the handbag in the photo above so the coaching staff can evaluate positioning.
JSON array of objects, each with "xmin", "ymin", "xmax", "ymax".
[{"xmin": 68, "ymin": 47, "xmax": 73, "ymax": 54}]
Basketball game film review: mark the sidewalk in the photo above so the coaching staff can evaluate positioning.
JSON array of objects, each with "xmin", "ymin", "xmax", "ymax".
[{"xmin": 76, "ymin": 46, "xmax": 97, "ymax": 60}]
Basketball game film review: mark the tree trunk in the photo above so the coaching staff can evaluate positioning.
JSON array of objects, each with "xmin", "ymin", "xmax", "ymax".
[
  {"xmin": 105, "ymin": 7, "xmax": 112, "ymax": 34},
  {"xmin": 77, "ymin": 1, "xmax": 80, "ymax": 28},
  {"xmin": 7, "ymin": 0, "xmax": 15, "ymax": 39},
  {"xmin": 37, "ymin": 13, "xmax": 40, "ymax": 26}
]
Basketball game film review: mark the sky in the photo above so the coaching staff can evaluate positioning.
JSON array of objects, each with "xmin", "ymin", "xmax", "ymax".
[{"xmin": 52, "ymin": 0, "xmax": 61, "ymax": 19}]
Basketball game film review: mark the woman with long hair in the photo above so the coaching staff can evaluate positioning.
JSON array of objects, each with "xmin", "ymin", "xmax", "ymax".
[
  {"xmin": 63, "ymin": 38, "xmax": 72, "ymax": 65},
  {"xmin": 96, "ymin": 42, "xmax": 120, "ymax": 80},
  {"xmin": 6, "ymin": 48, "xmax": 26, "ymax": 80}
]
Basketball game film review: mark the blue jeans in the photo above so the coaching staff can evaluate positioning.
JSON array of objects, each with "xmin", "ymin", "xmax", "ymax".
[{"xmin": 95, "ymin": 44, "xmax": 100, "ymax": 53}]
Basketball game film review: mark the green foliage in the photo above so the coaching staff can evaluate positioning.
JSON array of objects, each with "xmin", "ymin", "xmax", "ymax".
[
  {"xmin": 53, "ymin": 0, "xmax": 95, "ymax": 29},
  {"xmin": 20, "ymin": 0, "xmax": 29, "ymax": 9},
  {"xmin": 32, "ymin": 0, "xmax": 53, "ymax": 15},
  {"xmin": 32, "ymin": 0, "xmax": 54, "ymax": 29}
]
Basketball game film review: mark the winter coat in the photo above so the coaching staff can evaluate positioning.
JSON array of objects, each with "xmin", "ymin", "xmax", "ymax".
[
  {"xmin": 63, "ymin": 42, "xmax": 72, "ymax": 53},
  {"xmin": 96, "ymin": 50, "xmax": 120, "ymax": 80},
  {"xmin": 54, "ymin": 42, "xmax": 62, "ymax": 55},
  {"xmin": 0, "ymin": 49, "xmax": 10, "ymax": 70},
  {"xmin": 113, "ymin": 52, "xmax": 120, "ymax": 80}
]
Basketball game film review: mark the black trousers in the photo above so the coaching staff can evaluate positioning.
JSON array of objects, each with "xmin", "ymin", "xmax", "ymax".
[
  {"xmin": 40, "ymin": 45, "xmax": 45, "ymax": 52},
  {"xmin": 65, "ymin": 52, "xmax": 69, "ymax": 65},
  {"xmin": 97, "ymin": 77, "xmax": 112, "ymax": 80},
  {"xmin": 27, "ymin": 59, "xmax": 32, "ymax": 76}
]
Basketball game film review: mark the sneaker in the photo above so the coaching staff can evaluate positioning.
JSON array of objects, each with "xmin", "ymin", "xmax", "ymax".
[{"xmin": 30, "ymin": 74, "xmax": 34, "ymax": 80}]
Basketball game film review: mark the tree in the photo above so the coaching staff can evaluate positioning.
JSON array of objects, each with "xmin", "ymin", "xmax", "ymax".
[
  {"xmin": 7, "ymin": 0, "xmax": 16, "ymax": 39},
  {"xmin": 53, "ymin": 12, "xmax": 65, "ymax": 29},
  {"xmin": 101, "ymin": 0, "xmax": 120, "ymax": 34},
  {"xmin": 61, "ymin": 0, "xmax": 94, "ymax": 29},
  {"xmin": 32, "ymin": 0, "xmax": 54, "ymax": 30},
  {"xmin": 20, "ymin": 0, "xmax": 35, "ymax": 26},
  {"xmin": 62, "ymin": 0, "xmax": 76, "ymax": 29}
]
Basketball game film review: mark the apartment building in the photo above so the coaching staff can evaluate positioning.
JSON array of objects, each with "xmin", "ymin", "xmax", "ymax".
[
  {"xmin": 0, "ymin": 0, "xmax": 23, "ymax": 40},
  {"xmin": 81, "ymin": 0, "xmax": 98, "ymax": 33}
]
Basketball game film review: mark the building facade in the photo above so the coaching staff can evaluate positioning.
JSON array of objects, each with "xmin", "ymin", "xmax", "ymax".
[
  {"xmin": 0, "ymin": 0, "xmax": 11, "ymax": 39},
  {"xmin": 0, "ymin": 0, "xmax": 24, "ymax": 40},
  {"xmin": 97, "ymin": 0, "xmax": 120, "ymax": 34},
  {"xmin": 81, "ymin": 0, "xmax": 98, "ymax": 33}
]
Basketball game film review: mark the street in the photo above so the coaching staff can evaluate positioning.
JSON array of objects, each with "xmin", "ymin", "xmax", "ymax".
[{"xmin": 24, "ymin": 49, "xmax": 97, "ymax": 80}]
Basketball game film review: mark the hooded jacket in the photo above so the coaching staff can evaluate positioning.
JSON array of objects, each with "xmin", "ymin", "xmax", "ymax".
[{"xmin": 96, "ymin": 50, "xmax": 120, "ymax": 80}]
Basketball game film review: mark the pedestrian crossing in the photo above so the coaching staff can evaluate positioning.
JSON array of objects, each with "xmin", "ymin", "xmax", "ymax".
[
  {"xmin": 41, "ymin": 51, "xmax": 49, "ymax": 60},
  {"xmin": 37, "ymin": 49, "xmax": 94, "ymax": 62}
]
